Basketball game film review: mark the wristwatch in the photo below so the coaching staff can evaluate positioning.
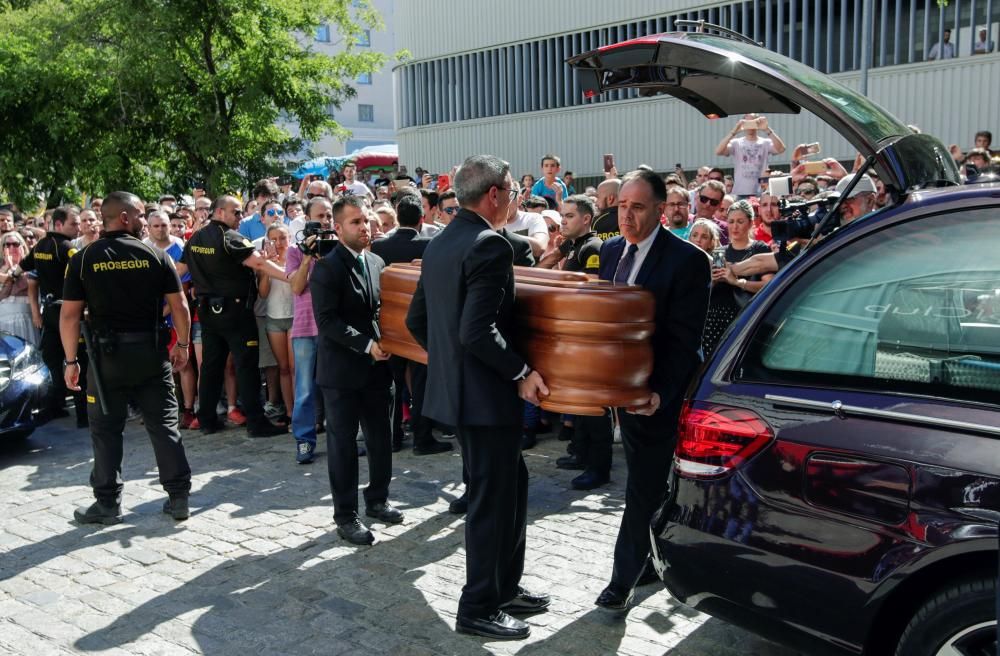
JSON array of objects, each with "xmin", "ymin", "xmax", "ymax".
[{"xmin": 63, "ymin": 359, "xmax": 79, "ymax": 367}]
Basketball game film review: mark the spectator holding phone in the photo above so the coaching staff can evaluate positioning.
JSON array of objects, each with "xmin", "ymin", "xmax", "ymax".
[{"xmin": 716, "ymin": 113, "xmax": 786, "ymax": 199}]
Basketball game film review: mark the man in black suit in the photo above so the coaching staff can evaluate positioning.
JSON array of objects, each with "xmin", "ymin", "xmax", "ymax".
[
  {"xmin": 310, "ymin": 195, "xmax": 403, "ymax": 546},
  {"xmin": 594, "ymin": 169, "xmax": 711, "ymax": 615},
  {"xmin": 371, "ymin": 196, "xmax": 451, "ymax": 457},
  {"xmin": 406, "ymin": 155, "xmax": 550, "ymax": 640}
]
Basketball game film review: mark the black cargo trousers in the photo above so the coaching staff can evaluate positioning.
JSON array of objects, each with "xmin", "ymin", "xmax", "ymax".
[{"xmin": 86, "ymin": 338, "xmax": 190, "ymax": 505}]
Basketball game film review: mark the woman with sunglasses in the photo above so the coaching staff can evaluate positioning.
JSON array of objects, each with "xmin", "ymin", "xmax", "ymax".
[{"xmin": 0, "ymin": 231, "xmax": 39, "ymax": 345}]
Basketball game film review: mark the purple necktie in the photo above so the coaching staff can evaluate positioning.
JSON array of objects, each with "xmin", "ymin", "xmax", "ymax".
[{"xmin": 614, "ymin": 243, "xmax": 639, "ymax": 285}]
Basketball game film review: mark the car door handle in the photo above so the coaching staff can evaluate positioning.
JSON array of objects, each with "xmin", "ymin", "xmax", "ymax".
[{"xmin": 765, "ymin": 394, "xmax": 1000, "ymax": 437}]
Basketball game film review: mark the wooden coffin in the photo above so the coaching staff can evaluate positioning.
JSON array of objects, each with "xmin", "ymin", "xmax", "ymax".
[{"xmin": 379, "ymin": 262, "xmax": 655, "ymax": 416}]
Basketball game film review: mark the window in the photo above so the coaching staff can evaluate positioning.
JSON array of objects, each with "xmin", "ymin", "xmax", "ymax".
[
  {"xmin": 358, "ymin": 29, "xmax": 370, "ymax": 47},
  {"xmin": 740, "ymin": 208, "xmax": 1000, "ymax": 404},
  {"xmin": 358, "ymin": 104, "xmax": 374, "ymax": 122},
  {"xmin": 316, "ymin": 24, "xmax": 330, "ymax": 42},
  {"xmin": 357, "ymin": 72, "xmax": 372, "ymax": 85}
]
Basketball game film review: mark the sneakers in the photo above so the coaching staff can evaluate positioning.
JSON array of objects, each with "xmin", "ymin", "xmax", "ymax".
[
  {"xmin": 263, "ymin": 402, "xmax": 285, "ymax": 420},
  {"xmin": 179, "ymin": 408, "xmax": 196, "ymax": 430},
  {"xmin": 227, "ymin": 407, "xmax": 247, "ymax": 426},
  {"xmin": 162, "ymin": 495, "xmax": 190, "ymax": 520},
  {"xmin": 296, "ymin": 442, "xmax": 315, "ymax": 464},
  {"xmin": 74, "ymin": 501, "xmax": 123, "ymax": 525}
]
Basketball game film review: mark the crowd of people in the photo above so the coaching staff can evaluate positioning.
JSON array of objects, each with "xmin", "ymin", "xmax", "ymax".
[{"xmin": 0, "ymin": 118, "xmax": 996, "ymax": 637}]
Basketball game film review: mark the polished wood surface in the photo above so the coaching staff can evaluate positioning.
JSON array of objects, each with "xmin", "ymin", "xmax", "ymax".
[{"xmin": 380, "ymin": 262, "xmax": 655, "ymax": 415}]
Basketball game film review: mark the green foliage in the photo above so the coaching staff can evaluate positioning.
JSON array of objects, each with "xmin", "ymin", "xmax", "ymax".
[{"xmin": 0, "ymin": 0, "xmax": 387, "ymax": 206}]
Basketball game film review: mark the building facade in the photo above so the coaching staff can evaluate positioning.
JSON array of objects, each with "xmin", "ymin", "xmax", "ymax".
[
  {"xmin": 298, "ymin": 0, "xmax": 397, "ymax": 158},
  {"xmin": 394, "ymin": 0, "xmax": 999, "ymax": 178}
]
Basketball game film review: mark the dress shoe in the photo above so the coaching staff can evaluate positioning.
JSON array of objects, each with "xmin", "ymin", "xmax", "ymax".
[
  {"xmin": 162, "ymin": 495, "xmax": 190, "ymax": 521},
  {"xmin": 413, "ymin": 439, "xmax": 452, "ymax": 456},
  {"xmin": 556, "ymin": 454, "xmax": 586, "ymax": 470},
  {"xmin": 449, "ymin": 493, "xmax": 468, "ymax": 515},
  {"xmin": 557, "ymin": 424, "xmax": 574, "ymax": 441},
  {"xmin": 336, "ymin": 517, "xmax": 375, "ymax": 545},
  {"xmin": 635, "ymin": 558, "xmax": 659, "ymax": 587},
  {"xmin": 595, "ymin": 585, "xmax": 634, "ymax": 615},
  {"xmin": 500, "ymin": 586, "xmax": 550, "ymax": 615},
  {"xmin": 74, "ymin": 501, "xmax": 123, "ymax": 525},
  {"xmin": 365, "ymin": 502, "xmax": 404, "ymax": 525},
  {"xmin": 571, "ymin": 470, "xmax": 610, "ymax": 491},
  {"xmin": 455, "ymin": 610, "xmax": 530, "ymax": 640},
  {"xmin": 520, "ymin": 430, "xmax": 537, "ymax": 450},
  {"xmin": 296, "ymin": 442, "xmax": 315, "ymax": 465},
  {"xmin": 247, "ymin": 420, "xmax": 287, "ymax": 438}
]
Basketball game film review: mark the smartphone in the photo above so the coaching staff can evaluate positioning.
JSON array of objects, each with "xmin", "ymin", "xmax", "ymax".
[
  {"xmin": 711, "ymin": 249, "xmax": 726, "ymax": 269},
  {"xmin": 741, "ymin": 119, "xmax": 758, "ymax": 131},
  {"xmin": 675, "ymin": 163, "xmax": 683, "ymax": 170},
  {"xmin": 802, "ymin": 160, "xmax": 827, "ymax": 175},
  {"xmin": 437, "ymin": 174, "xmax": 451, "ymax": 190},
  {"xmin": 603, "ymin": 153, "xmax": 615, "ymax": 173},
  {"xmin": 804, "ymin": 142, "xmax": 821, "ymax": 155}
]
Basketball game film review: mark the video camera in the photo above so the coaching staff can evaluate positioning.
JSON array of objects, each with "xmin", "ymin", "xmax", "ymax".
[
  {"xmin": 770, "ymin": 194, "xmax": 841, "ymax": 244},
  {"xmin": 298, "ymin": 221, "xmax": 337, "ymax": 257}
]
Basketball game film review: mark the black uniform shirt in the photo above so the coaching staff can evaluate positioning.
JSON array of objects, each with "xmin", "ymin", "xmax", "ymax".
[
  {"xmin": 558, "ymin": 231, "xmax": 603, "ymax": 274},
  {"xmin": 63, "ymin": 231, "xmax": 181, "ymax": 332},
  {"xmin": 592, "ymin": 207, "xmax": 620, "ymax": 242},
  {"xmin": 179, "ymin": 220, "xmax": 256, "ymax": 298},
  {"xmin": 20, "ymin": 232, "xmax": 75, "ymax": 298}
]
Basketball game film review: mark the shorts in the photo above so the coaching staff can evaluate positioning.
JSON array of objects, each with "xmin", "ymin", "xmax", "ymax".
[
  {"xmin": 265, "ymin": 316, "xmax": 293, "ymax": 333},
  {"xmin": 191, "ymin": 320, "xmax": 203, "ymax": 345},
  {"xmin": 256, "ymin": 315, "xmax": 277, "ymax": 368}
]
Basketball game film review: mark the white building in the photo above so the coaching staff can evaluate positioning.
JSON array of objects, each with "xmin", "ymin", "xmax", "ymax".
[
  {"xmin": 297, "ymin": 0, "xmax": 397, "ymax": 158},
  {"xmin": 393, "ymin": 0, "xmax": 999, "ymax": 179}
]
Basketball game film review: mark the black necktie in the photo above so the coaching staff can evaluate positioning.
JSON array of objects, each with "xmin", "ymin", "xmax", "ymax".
[{"xmin": 614, "ymin": 243, "xmax": 639, "ymax": 285}]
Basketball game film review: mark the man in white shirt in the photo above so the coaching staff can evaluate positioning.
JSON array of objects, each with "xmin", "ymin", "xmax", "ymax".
[
  {"xmin": 505, "ymin": 189, "xmax": 549, "ymax": 257},
  {"xmin": 336, "ymin": 163, "xmax": 373, "ymax": 200},
  {"xmin": 928, "ymin": 29, "xmax": 955, "ymax": 59},
  {"xmin": 715, "ymin": 114, "xmax": 786, "ymax": 198}
]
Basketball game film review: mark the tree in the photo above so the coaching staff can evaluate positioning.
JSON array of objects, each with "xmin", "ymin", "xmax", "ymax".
[{"xmin": 0, "ymin": 0, "xmax": 387, "ymax": 207}]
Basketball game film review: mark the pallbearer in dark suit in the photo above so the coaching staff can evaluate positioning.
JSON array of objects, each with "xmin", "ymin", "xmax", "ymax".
[
  {"xmin": 371, "ymin": 196, "xmax": 451, "ymax": 456},
  {"xmin": 594, "ymin": 169, "xmax": 712, "ymax": 614},
  {"xmin": 310, "ymin": 195, "xmax": 402, "ymax": 546},
  {"xmin": 406, "ymin": 155, "xmax": 551, "ymax": 640}
]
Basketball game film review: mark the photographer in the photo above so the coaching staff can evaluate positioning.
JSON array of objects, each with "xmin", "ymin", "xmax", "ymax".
[
  {"xmin": 730, "ymin": 173, "xmax": 878, "ymax": 278},
  {"xmin": 286, "ymin": 196, "xmax": 336, "ymax": 464}
]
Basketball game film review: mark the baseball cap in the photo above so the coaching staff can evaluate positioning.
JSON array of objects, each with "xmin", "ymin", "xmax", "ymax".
[
  {"xmin": 541, "ymin": 209, "xmax": 562, "ymax": 226},
  {"xmin": 835, "ymin": 173, "xmax": 877, "ymax": 198}
]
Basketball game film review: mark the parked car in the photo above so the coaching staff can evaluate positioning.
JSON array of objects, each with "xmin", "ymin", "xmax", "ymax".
[
  {"xmin": 0, "ymin": 332, "xmax": 50, "ymax": 440},
  {"xmin": 570, "ymin": 29, "xmax": 998, "ymax": 656}
]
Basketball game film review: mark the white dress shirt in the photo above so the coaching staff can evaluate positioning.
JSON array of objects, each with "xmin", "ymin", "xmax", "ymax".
[{"xmin": 617, "ymin": 226, "xmax": 661, "ymax": 286}]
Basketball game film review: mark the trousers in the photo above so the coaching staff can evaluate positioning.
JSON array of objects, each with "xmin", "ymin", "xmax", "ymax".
[
  {"xmin": 41, "ymin": 303, "xmax": 87, "ymax": 418},
  {"xmin": 197, "ymin": 298, "xmax": 265, "ymax": 427}
]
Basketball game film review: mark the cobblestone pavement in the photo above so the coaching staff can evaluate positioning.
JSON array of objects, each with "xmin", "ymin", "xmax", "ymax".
[{"xmin": 0, "ymin": 416, "xmax": 806, "ymax": 655}]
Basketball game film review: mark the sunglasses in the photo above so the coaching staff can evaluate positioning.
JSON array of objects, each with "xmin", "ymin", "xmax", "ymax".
[
  {"xmin": 442, "ymin": 207, "xmax": 460, "ymax": 215},
  {"xmin": 797, "ymin": 188, "xmax": 817, "ymax": 195},
  {"xmin": 4, "ymin": 242, "xmax": 20, "ymax": 248},
  {"xmin": 265, "ymin": 208, "xmax": 284, "ymax": 217},
  {"xmin": 699, "ymin": 194, "xmax": 722, "ymax": 206}
]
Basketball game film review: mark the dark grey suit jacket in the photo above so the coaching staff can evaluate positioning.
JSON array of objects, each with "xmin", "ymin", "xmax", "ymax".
[{"xmin": 405, "ymin": 210, "xmax": 526, "ymax": 427}]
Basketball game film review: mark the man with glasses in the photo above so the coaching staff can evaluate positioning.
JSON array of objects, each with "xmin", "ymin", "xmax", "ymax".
[
  {"xmin": 175, "ymin": 195, "xmax": 289, "ymax": 438},
  {"xmin": 693, "ymin": 180, "xmax": 729, "ymax": 245},
  {"xmin": 237, "ymin": 178, "xmax": 280, "ymax": 240},
  {"xmin": 664, "ymin": 186, "xmax": 693, "ymax": 239},
  {"xmin": 305, "ymin": 179, "xmax": 334, "ymax": 201},
  {"xmin": 436, "ymin": 189, "xmax": 460, "ymax": 226},
  {"xmin": 795, "ymin": 181, "xmax": 818, "ymax": 198}
]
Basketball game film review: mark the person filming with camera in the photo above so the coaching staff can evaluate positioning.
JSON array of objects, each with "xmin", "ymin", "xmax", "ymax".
[{"xmin": 730, "ymin": 173, "xmax": 878, "ymax": 278}]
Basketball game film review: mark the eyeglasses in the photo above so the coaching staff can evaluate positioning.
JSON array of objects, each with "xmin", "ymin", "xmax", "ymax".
[
  {"xmin": 306, "ymin": 193, "xmax": 326, "ymax": 199},
  {"xmin": 4, "ymin": 242, "xmax": 20, "ymax": 248},
  {"xmin": 699, "ymin": 195, "xmax": 722, "ymax": 206},
  {"xmin": 442, "ymin": 206, "xmax": 460, "ymax": 215},
  {"xmin": 797, "ymin": 187, "xmax": 817, "ymax": 196},
  {"xmin": 265, "ymin": 208, "xmax": 284, "ymax": 217},
  {"xmin": 496, "ymin": 186, "xmax": 518, "ymax": 202},
  {"xmin": 232, "ymin": 209, "xmax": 244, "ymax": 216}
]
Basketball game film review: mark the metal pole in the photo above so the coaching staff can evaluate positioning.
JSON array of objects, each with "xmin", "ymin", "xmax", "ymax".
[{"xmin": 861, "ymin": 0, "xmax": 874, "ymax": 94}]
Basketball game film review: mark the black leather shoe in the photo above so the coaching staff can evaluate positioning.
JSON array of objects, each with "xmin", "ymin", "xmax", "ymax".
[
  {"xmin": 571, "ymin": 470, "xmax": 610, "ymax": 490},
  {"xmin": 162, "ymin": 495, "xmax": 190, "ymax": 521},
  {"xmin": 413, "ymin": 439, "xmax": 452, "ymax": 456},
  {"xmin": 448, "ymin": 493, "xmax": 468, "ymax": 515},
  {"xmin": 595, "ymin": 585, "xmax": 634, "ymax": 615},
  {"xmin": 520, "ymin": 431, "xmax": 537, "ymax": 450},
  {"xmin": 636, "ymin": 558, "xmax": 659, "ymax": 587},
  {"xmin": 247, "ymin": 420, "xmax": 287, "ymax": 438},
  {"xmin": 500, "ymin": 586, "xmax": 550, "ymax": 615},
  {"xmin": 74, "ymin": 501, "xmax": 123, "ymax": 525},
  {"xmin": 455, "ymin": 610, "xmax": 530, "ymax": 640},
  {"xmin": 365, "ymin": 502, "xmax": 404, "ymax": 525},
  {"xmin": 556, "ymin": 454, "xmax": 586, "ymax": 470},
  {"xmin": 336, "ymin": 517, "xmax": 374, "ymax": 545}
]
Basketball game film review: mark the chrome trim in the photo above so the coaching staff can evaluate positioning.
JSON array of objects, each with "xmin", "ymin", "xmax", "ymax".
[{"xmin": 764, "ymin": 394, "xmax": 1000, "ymax": 437}]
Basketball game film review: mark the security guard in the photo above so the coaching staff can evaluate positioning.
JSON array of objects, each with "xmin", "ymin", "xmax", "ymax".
[
  {"xmin": 175, "ymin": 194, "xmax": 289, "ymax": 437},
  {"xmin": 17, "ymin": 205, "xmax": 88, "ymax": 425},
  {"xmin": 60, "ymin": 191, "xmax": 192, "ymax": 524}
]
